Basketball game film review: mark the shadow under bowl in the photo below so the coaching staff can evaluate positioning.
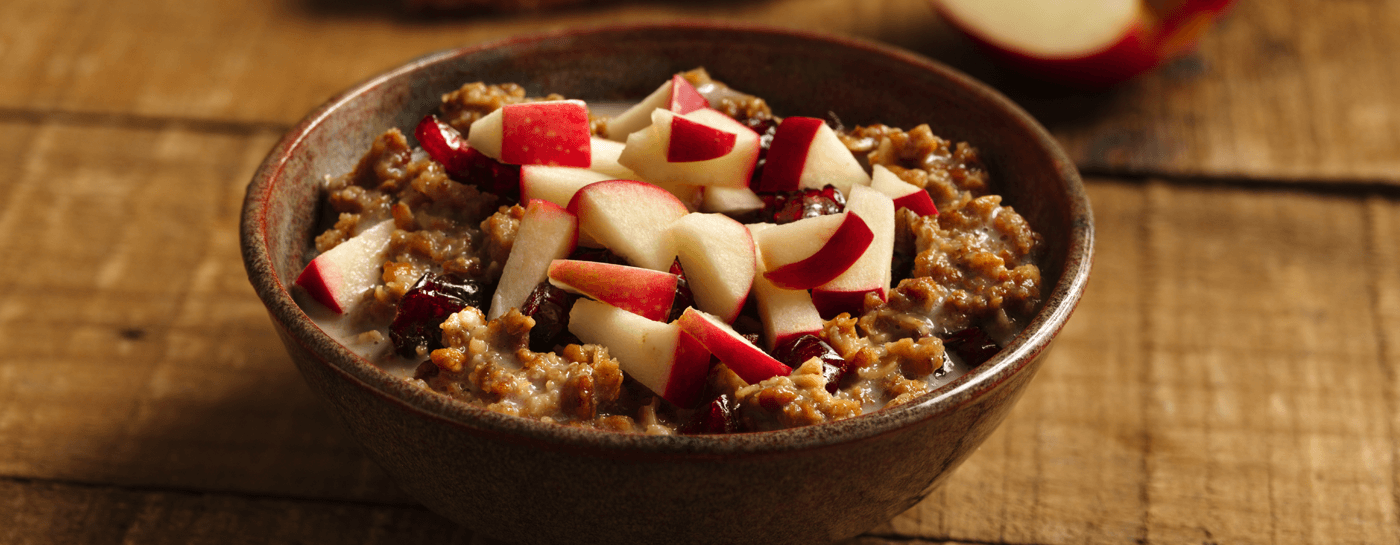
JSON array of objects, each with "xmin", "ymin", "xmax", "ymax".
[{"xmin": 241, "ymin": 22, "xmax": 1093, "ymax": 545}]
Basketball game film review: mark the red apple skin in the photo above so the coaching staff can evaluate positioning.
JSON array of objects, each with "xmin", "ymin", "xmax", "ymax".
[
  {"xmin": 762, "ymin": 213, "xmax": 874, "ymax": 290},
  {"xmin": 754, "ymin": 117, "xmax": 823, "ymax": 193},
  {"xmin": 935, "ymin": 0, "xmax": 1236, "ymax": 87},
  {"xmin": 295, "ymin": 259, "xmax": 344, "ymax": 313},
  {"xmin": 501, "ymin": 101, "xmax": 592, "ymax": 167},
  {"xmin": 668, "ymin": 74, "xmax": 710, "ymax": 114},
  {"xmin": 667, "ymin": 115, "xmax": 737, "ymax": 162},
  {"xmin": 547, "ymin": 259, "xmax": 679, "ymax": 322},
  {"xmin": 663, "ymin": 330, "xmax": 711, "ymax": 408},
  {"xmin": 678, "ymin": 308, "xmax": 791, "ymax": 384},
  {"xmin": 294, "ymin": 220, "xmax": 395, "ymax": 314},
  {"xmin": 810, "ymin": 289, "xmax": 880, "ymax": 321},
  {"xmin": 892, "ymin": 192, "xmax": 938, "ymax": 217}
]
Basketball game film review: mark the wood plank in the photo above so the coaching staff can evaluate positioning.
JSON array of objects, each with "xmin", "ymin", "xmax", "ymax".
[
  {"xmin": 0, "ymin": 478, "xmax": 473, "ymax": 545},
  {"xmin": 0, "ymin": 120, "xmax": 408, "ymax": 503},
  {"xmin": 877, "ymin": 179, "xmax": 1399, "ymax": 544}
]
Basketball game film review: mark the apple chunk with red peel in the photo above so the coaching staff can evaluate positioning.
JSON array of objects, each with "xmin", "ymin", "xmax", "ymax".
[
  {"xmin": 754, "ymin": 212, "xmax": 873, "ymax": 290},
  {"xmin": 467, "ymin": 100, "xmax": 591, "ymax": 167},
  {"xmin": 617, "ymin": 108, "xmax": 759, "ymax": 189},
  {"xmin": 747, "ymin": 223, "xmax": 824, "ymax": 352},
  {"xmin": 934, "ymin": 0, "xmax": 1236, "ymax": 87},
  {"xmin": 669, "ymin": 213, "xmax": 755, "ymax": 324},
  {"xmin": 295, "ymin": 219, "xmax": 396, "ymax": 314},
  {"xmin": 604, "ymin": 74, "xmax": 710, "ymax": 141},
  {"xmin": 755, "ymin": 116, "xmax": 870, "ymax": 195},
  {"xmin": 518, "ymin": 165, "xmax": 614, "ymax": 208},
  {"xmin": 569, "ymin": 299, "xmax": 711, "ymax": 408},
  {"xmin": 567, "ymin": 179, "xmax": 689, "ymax": 271},
  {"xmin": 588, "ymin": 137, "xmax": 636, "ymax": 179},
  {"xmin": 678, "ymin": 307, "xmax": 791, "ymax": 385},
  {"xmin": 811, "ymin": 185, "xmax": 896, "ymax": 319},
  {"xmin": 870, "ymin": 164, "xmax": 938, "ymax": 217},
  {"xmin": 546, "ymin": 260, "xmax": 679, "ymax": 322},
  {"xmin": 487, "ymin": 200, "xmax": 578, "ymax": 320}
]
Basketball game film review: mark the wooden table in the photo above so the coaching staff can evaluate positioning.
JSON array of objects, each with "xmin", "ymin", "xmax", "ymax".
[{"xmin": 3, "ymin": 0, "xmax": 1397, "ymax": 543}]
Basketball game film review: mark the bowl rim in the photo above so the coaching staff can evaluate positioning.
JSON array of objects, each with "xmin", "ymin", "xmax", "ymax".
[{"xmin": 241, "ymin": 21, "xmax": 1094, "ymax": 458}]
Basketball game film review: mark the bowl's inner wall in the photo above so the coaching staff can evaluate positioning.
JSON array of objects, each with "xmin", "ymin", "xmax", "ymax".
[{"xmin": 272, "ymin": 27, "xmax": 1074, "ymax": 311}]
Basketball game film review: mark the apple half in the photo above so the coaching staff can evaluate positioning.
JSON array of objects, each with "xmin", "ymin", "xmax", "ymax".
[
  {"xmin": 934, "ymin": 0, "xmax": 1237, "ymax": 87},
  {"xmin": 569, "ymin": 299, "xmax": 712, "ymax": 408},
  {"xmin": 294, "ymin": 219, "xmax": 396, "ymax": 314}
]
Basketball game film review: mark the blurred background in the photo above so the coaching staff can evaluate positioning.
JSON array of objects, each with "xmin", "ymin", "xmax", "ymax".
[{"xmin": 2, "ymin": 0, "xmax": 1397, "ymax": 543}]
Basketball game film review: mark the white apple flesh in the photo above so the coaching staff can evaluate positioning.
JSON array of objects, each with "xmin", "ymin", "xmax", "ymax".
[
  {"xmin": 567, "ymin": 179, "xmax": 690, "ymax": 271},
  {"xmin": 547, "ymin": 259, "xmax": 679, "ymax": 322},
  {"xmin": 677, "ymin": 307, "xmax": 791, "ymax": 385},
  {"xmin": 754, "ymin": 212, "xmax": 873, "ymax": 290},
  {"xmin": 870, "ymin": 164, "xmax": 938, "ymax": 217},
  {"xmin": 700, "ymin": 185, "xmax": 764, "ymax": 216},
  {"xmin": 467, "ymin": 100, "xmax": 592, "ymax": 167},
  {"xmin": 934, "ymin": 0, "xmax": 1236, "ymax": 87},
  {"xmin": 487, "ymin": 200, "xmax": 578, "ymax": 320},
  {"xmin": 294, "ymin": 219, "xmax": 396, "ymax": 314},
  {"xmin": 754, "ymin": 116, "xmax": 870, "ymax": 195},
  {"xmin": 517, "ymin": 165, "xmax": 614, "ymax": 208},
  {"xmin": 588, "ymin": 137, "xmax": 637, "ymax": 179},
  {"xmin": 569, "ymin": 299, "xmax": 712, "ymax": 408},
  {"xmin": 669, "ymin": 213, "xmax": 756, "ymax": 324},
  {"xmin": 810, "ymin": 185, "xmax": 896, "ymax": 318}
]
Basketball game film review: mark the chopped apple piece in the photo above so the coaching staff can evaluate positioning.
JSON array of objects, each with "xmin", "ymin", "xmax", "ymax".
[
  {"xmin": 518, "ymin": 165, "xmax": 613, "ymax": 208},
  {"xmin": 617, "ymin": 108, "xmax": 759, "ymax": 189},
  {"xmin": 467, "ymin": 100, "xmax": 591, "ymax": 167},
  {"xmin": 487, "ymin": 200, "xmax": 579, "ymax": 320},
  {"xmin": 604, "ymin": 74, "xmax": 711, "ymax": 141},
  {"xmin": 669, "ymin": 213, "xmax": 755, "ymax": 323},
  {"xmin": 753, "ymin": 212, "xmax": 873, "ymax": 290},
  {"xmin": 870, "ymin": 165, "xmax": 937, "ymax": 216},
  {"xmin": 567, "ymin": 179, "xmax": 689, "ymax": 270},
  {"xmin": 746, "ymin": 223, "xmax": 824, "ymax": 352},
  {"xmin": 811, "ymin": 185, "xmax": 896, "ymax": 318},
  {"xmin": 294, "ymin": 219, "xmax": 396, "ymax": 314},
  {"xmin": 700, "ymin": 185, "xmax": 764, "ymax": 216},
  {"xmin": 569, "ymin": 299, "xmax": 712, "ymax": 408},
  {"xmin": 677, "ymin": 307, "xmax": 790, "ymax": 384},
  {"xmin": 754, "ymin": 116, "xmax": 870, "ymax": 195},
  {"xmin": 588, "ymin": 137, "xmax": 637, "ymax": 179},
  {"xmin": 547, "ymin": 260, "xmax": 679, "ymax": 322}
]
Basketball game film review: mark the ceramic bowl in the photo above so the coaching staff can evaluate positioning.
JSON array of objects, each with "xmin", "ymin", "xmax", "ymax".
[{"xmin": 241, "ymin": 22, "xmax": 1093, "ymax": 545}]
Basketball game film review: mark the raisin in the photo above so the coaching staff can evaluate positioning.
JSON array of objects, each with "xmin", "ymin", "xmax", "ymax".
[
  {"xmin": 773, "ymin": 334, "xmax": 849, "ymax": 393},
  {"xmin": 390, "ymin": 272, "xmax": 487, "ymax": 359},
  {"xmin": 520, "ymin": 281, "xmax": 577, "ymax": 353},
  {"xmin": 943, "ymin": 327, "xmax": 1000, "ymax": 368}
]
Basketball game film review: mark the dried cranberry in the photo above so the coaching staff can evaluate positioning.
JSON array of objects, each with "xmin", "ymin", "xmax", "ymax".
[
  {"xmin": 680, "ymin": 394, "xmax": 737, "ymax": 435},
  {"xmin": 519, "ymin": 281, "xmax": 577, "ymax": 353},
  {"xmin": 667, "ymin": 258, "xmax": 694, "ymax": 322},
  {"xmin": 413, "ymin": 114, "xmax": 520, "ymax": 199},
  {"xmin": 757, "ymin": 185, "xmax": 846, "ymax": 224},
  {"xmin": 390, "ymin": 272, "xmax": 487, "ymax": 359},
  {"xmin": 944, "ymin": 327, "xmax": 1000, "ymax": 368},
  {"xmin": 773, "ymin": 334, "xmax": 849, "ymax": 393}
]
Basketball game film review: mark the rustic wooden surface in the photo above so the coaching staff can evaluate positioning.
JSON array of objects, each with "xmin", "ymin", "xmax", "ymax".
[{"xmin": 1, "ymin": 0, "xmax": 1397, "ymax": 543}]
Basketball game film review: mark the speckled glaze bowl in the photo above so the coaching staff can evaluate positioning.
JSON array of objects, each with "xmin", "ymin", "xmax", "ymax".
[{"xmin": 241, "ymin": 23, "xmax": 1093, "ymax": 545}]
